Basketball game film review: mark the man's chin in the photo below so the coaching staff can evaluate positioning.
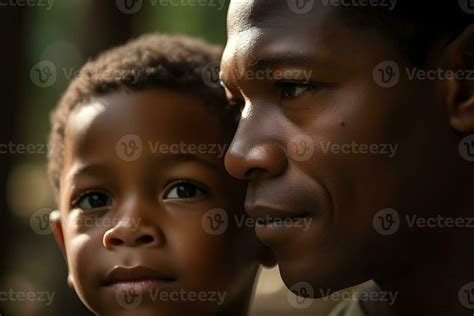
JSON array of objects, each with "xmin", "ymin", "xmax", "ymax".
[{"xmin": 278, "ymin": 256, "xmax": 372, "ymax": 299}]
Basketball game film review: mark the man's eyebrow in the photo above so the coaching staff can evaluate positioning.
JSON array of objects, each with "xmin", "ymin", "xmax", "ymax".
[
  {"xmin": 220, "ymin": 55, "xmax": 316, "ymax": 88},
  {"xmin": 248, "ymin": 55, "xmax": 316, "ymax": 72}
]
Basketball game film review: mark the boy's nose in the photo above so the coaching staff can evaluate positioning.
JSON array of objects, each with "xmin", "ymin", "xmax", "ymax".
[{"xmin": 103, "ymin": 218, "xmax": 163, "ymax": 249}]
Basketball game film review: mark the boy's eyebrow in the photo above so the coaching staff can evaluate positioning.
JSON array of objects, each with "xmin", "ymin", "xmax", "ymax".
[
  {"xmin": 156, "ymin": 153, "xmax": 220, "ymax": 170},
  {"xmin": 65, "ymin": 162, "xmax": 115, "ymax": 183},
  {"xmin": 64, "ymin": 153, "xmax": 221, "ymax": 184}
]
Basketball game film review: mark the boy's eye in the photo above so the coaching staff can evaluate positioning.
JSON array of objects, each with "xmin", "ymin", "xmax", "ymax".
[
  {"xmin": 72, "ymin": 191, "xmax": 113, "ymax": 210},
  {"xmin": 164, "ymin": 181, "xmax": 207, "ymax": 200},
  {"xmin": 278, "ymin": 82, "xmax": 314, "ymax": 99}
]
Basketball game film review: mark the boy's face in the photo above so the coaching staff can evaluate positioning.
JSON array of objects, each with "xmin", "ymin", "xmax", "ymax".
[
  {"xmin": 51, "ymin": 89, "xmax": 263, "ymax": 315},
  {"xmin": 221, "ymin": 0, "xmax": 467, "ymax": 294}
]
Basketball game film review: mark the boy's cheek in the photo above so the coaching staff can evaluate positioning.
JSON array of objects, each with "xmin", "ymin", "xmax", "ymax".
[{"xmin": 63, "ymin": 230, "xmax": 106, "ymax": 307}]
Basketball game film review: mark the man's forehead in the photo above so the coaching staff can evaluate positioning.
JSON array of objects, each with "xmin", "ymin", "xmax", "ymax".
[
  {"xmin": 228, "ymin": 0, "xmax": 287, "ymax": 34},
  {"xmin": 227, "ymin": 0, "xmax": 338, "ymax": 36},
  {"xmin": 224, "ymin": 2, "xmax": 343, "ymax": 74}
]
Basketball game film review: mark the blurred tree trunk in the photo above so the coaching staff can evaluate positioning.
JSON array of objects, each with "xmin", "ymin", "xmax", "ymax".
[
  {"xmin": 0, "ymin": 6, "xmax": 26, "ymax": 313},
  {"xmin": 80, "ymin": 0, "xmax": 136, "ymax": 58}
]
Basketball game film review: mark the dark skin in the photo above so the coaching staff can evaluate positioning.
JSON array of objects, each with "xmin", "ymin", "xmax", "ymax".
[
  {"xmin": 221, "ymin": 1, "xmax": 474, "ymax": 315},
  {"xmin": 49, "ymin": 89, "xmax": 274, "ymax": 316}
]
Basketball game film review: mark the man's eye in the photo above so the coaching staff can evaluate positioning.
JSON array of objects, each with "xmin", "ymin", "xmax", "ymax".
[
  {"xmin": 278, "ymin": 82, "xmax": 314, "ymax": 99},
  {"xmin": 72, "ymin": 191, "xmax": 112, "ymax": 210},
  {"xmin": 164, "ymin": 181, "xmax": 208, "ymax": 200}
]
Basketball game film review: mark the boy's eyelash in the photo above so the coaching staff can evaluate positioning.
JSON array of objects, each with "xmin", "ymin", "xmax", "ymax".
[
  {"xmin": 163, "ymin": 180, "xmax": 209, "ymax": 197},
  {"xmin": 70, "ymin": 189, "xmax": 108, "ymax": 208}
]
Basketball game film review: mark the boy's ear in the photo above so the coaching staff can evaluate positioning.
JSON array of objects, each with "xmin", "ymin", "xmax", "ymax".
[
  {"xmin": 49, "ymin": 210, "xmax": 66, "ymax": 259},
  {"xmin": 445, "ymin": 23, "xmax": 474, "ymax": 133},
  {"xmin": 50, "ymin": 210, "xmax": 75, "ymax": 289}
]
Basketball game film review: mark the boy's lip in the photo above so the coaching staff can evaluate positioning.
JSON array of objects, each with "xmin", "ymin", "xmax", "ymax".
[{"xmin": 103, "ymin": 265, "xmax": 176, "ymax": 286}]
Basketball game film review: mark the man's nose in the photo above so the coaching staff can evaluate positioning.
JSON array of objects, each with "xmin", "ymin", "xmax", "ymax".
[{"xmin": 224, "ymin": 104, "xmax": 288, "ymax": 181}]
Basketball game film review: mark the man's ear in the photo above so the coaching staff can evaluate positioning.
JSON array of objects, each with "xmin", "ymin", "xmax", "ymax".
[
  {"xmin": 49, "ymin": 210, "xmax": 66, "ymax": 259},
  {"xmin": 445, "ymin": 23, "xmax": 474, "ymax": 133}
]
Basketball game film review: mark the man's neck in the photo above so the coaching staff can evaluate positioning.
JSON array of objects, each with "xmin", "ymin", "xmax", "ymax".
[{"xmin": 376, "ymin": 226, "xmax": 474, "ymax": 316}]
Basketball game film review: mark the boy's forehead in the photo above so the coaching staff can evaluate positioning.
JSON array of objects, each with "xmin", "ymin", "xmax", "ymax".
[{"xmin": 62, "ymin": 90, "xmax": 226, "ymax": 163}]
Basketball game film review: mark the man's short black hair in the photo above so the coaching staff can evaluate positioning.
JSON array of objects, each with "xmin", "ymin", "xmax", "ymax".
[
  {"xmin": 339, "ymin": 1, "xmax": 473, "ymax": 66},
  {"xmin": 48, "ymin": 34, "xmax": 236, "ymax": 194}
]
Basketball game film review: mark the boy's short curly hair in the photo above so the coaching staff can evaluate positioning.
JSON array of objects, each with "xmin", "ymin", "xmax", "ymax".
[{"xmin": 48, "ymin": 34, "xmax": 236, "ymax": 194}]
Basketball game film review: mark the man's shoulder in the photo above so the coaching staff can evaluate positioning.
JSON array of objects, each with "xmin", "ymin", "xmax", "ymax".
[
  {"xmin": 328, "ymin": 299, "xmax": 366, "ymax": 316},
  {"xmin": 327, "ymin": 282, "xmax": 393, "ymax": 316}
]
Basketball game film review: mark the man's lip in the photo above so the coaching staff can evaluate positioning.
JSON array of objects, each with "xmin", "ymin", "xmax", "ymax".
[
  {"xmin": 103, "ymin": 265, "xmax": 176, "ymax": 286},
  {"xmin": 245, "ymin": 203, "xmax": 312, "ymax": 222}
]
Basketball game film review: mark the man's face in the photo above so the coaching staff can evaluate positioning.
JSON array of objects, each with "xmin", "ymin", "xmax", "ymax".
[{"xmin": 221, "ymin": 0, "xmax": 461, "ymax": 295}]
